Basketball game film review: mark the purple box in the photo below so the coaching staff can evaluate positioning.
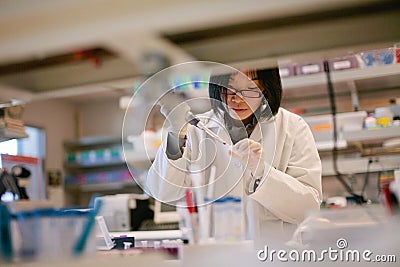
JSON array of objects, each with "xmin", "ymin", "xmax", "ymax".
[
  {"xmin": 328, "ymin": 56, "xmax": 359, "ymax": 71},
  {"xmin": 296, "ymin": 61, "xmax": 324, "ymax": 75},
  {"xmin": 279, "ymin": 64, "xmax": 296, "ymax": 78}
]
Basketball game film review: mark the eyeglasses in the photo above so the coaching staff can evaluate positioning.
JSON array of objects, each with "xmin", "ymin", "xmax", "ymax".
[{"xmin": 221, "ymin": 87, "xmax": 263, "ymax": 99}]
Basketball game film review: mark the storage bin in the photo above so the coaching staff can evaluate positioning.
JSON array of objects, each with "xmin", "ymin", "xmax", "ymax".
[
  {"xmin": 303, "ymin": 111, "xmax": 367, "ymax": 146},
  {"xmin": 328, "ymin": 55, "xmax": 359, "ymax": 71},
  {"xmin": 295, "ymin": 61, "xmax": 324, "ymax": 75},
  {"xmin": 278, "ymin": 64, "xmax": 296, "ymax": 77},
  {"xmin": 357, "ymin": 48, "xmax": 395, "ymax": 67},
  {"xmin": 1, "ymin": 206, "xmax": 100, "ymax": 263}
]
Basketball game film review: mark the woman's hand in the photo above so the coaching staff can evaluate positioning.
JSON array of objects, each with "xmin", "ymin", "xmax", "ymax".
[
  {"xmin": 230, "ymin": 138, "xmax": 265, "ymax": 178},
  {"xmin": 158, "ymin": 93, "xmax": 190, "ymax": 138}
]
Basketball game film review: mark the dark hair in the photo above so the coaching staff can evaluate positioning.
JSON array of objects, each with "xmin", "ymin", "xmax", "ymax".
[{"xmin": 208, "ymin": 67, "xmax": 282, "ymax": 118}]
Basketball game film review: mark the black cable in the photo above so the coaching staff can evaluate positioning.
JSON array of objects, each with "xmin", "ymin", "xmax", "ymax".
[
  {"xmin": 377, "ymin": 170, "xmax": 382, "ymax": 199},
  {"xmin": 323, "ymin": 61, "xmax": 366, "ymax": 204},
  {"xmin": 361, "ymin": 159, "xmax": 373, "ymax": 197}
]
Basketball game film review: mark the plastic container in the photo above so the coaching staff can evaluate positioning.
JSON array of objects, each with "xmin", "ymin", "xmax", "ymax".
[
  {"xmin": 395, "ymin": 43, "xmax": 400, "ymax": 64},
  {"xmin": 358, "ymin": 51, "xmax": 376, "ymax": 67},
  {"xmin": 9, "ymin": 208, "xmax": 97, "ymax": 262},
  {"xmin": 212, "ymin": 196, "xmax": 243, "ymax": 242},
  {"xmin": 278, "ymin": 64, "xmax": 296, "ymax": 78},
  {"xmin": 358, "ymin": 48, "xmax": 395, "ymax": 67},
  {"xmin": 229, "ymin": 197, "xmax": 243, "ymax": 241},
  {"xmin": 328, "ymin": 55, "xmax": 359, "ymax": 71},
  {"xmin": 375, "ymin": 107, "xmax": 394, "ymax": 128},
  {"xmin": 303, "ymin": 111, "xmax": 367, "ymax": 141},
  {"xmin": 376, "ymin": 48, "xmax": 394, "ymax": 65},
  {"xmin": 295, "ymin": 61, "xmax": 324, "ymax": 75},
  {"xmin": 364, "ymin": 114, "xmax": 377, "ymax": 129},
  {"xmin": 212, "ymin": 197, "xmax": 230, "ymax": 241}
]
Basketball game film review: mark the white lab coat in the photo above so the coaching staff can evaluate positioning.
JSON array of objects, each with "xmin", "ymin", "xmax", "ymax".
[{"xmin": 146, "ymin": 107, "xmax": 322, "ymax": 242}]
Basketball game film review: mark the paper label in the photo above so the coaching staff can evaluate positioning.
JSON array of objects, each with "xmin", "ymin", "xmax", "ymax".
[
  {"xmin": 333, "ymin": 60, "xmax": 351, "ymax": 69},
  {"xmin": 302, "ymin": 65, "xmax": 320, "ymax": 74}
]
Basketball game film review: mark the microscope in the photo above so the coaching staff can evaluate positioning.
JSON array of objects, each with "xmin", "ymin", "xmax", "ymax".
[{"xmin": 0, "ymin": 165, "xmax": 31, "ymax": 201}]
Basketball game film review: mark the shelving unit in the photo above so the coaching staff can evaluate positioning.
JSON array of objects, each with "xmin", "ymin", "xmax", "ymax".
[
  {"xmin": 317, "ymin": 125, "xmax": 400, "ymax": 175},
  {"xmin": 65, "ymin": 181, "xmax": 136, "ymax": 192},
  {"xmin": 321, "ymin": 155, "xmax": 400, "ymax": 176},
  {"xmin": 281, "ymin": 64, "xmax": 400, "ymax": 115},
  {"xmin": 281, "ymin": 63, "xmax": 400, "ymax": 177},
  {"xmin": 342, "ymin": 127, "xmax": 400, "ymax": 142},
  {"xmin": 63, "ymin": 137, "xmax": 142, "ymax": 206},
  {"xmin": 282, "ymin": 64, "xmax": 400, "ymax": 91}
]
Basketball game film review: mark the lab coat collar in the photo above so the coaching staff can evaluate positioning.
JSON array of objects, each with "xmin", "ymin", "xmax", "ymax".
[
  {"xmin": 250, "ymin": 114, "xmax": 276, "ymax": 142},
  {"xmin": 202, "ymin": 109, "xmax": 276, "ymax": 144}
]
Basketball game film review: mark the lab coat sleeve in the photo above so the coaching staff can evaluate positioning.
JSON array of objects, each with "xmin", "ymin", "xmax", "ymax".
[
  {"xmin": 145, "ymin": 132, "xmax": 192, "ymax": 203},
  {"xmin": 250, "ymin": 117, "xmax": 322, "ymax": 224}
]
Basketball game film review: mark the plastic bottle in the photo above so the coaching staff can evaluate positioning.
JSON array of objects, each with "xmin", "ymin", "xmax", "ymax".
[
  {"xmin": 212, "ymin": 197, "xmax": 230, "ymax": 241},
  {"xmin": 364, "ymin": 113, "xmax": 377, "ymax": 129},
  {"xmin": 229, "ymin": 197, "xmax": 243, "ymax": 241}
]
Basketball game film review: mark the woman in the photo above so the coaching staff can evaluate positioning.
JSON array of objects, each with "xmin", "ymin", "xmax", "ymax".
[{"xmin": 146, "ymin": 67, "xmax": 322, "ymax": 241}]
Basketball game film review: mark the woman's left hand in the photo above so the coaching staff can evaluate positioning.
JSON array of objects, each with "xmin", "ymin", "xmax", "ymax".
[{"xmin": 230, "ymin": 138, "xmax": 265, "ymax": 178}]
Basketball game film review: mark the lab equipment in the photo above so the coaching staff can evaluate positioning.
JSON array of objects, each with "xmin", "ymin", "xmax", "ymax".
[
  {"xmin": 364, "ymin": 114, "xmax": 377, "ymax": 129},
  {"xmin": 11, "ymin": 165, "xmax": 31, "ymax": 200},
  {"xmin": 158, "ymin": 90, "xmax": 228, "ymax": 145},
  {"xmin": 375, "ymin": 107, "xmax": 394, "ymax": 128},
  {"xmin": 0, "ymin": 203, "xmax": 12, "ymax": 262},
  {"xmin": 95, "ymin": 216, "xmax": 115, "ymax": 250},
  {"xmin": 112, "ymin": 236, "xmax": 135, "ymax": 250},
  {"xmin": 95, "ymin": 193, "xmax": 151, "ymax": 231},
  {"xmin": 186, "ymin": 112, "xmax": 227, "ymax": 145},
  {"xmin": 185, "ymin": 189, "xmax": 199, "ymax": 244},
  {"xmin": 12, "ymin": 209, "xmax": 97, "ymax": 261},
  {"xmin": 288, "ymin": 205, "xmax": 399, "ymax": 254},
  {"xmin": 73, "ymin": 200, "xmax": 102, "ymax": 256},
  {"xmin": 212, "ymin": 196, "xmax": 243, "ymax": 242},
  {"xmin": 123, "ymin": 242, "xmax": 132, "ymax": 250},
  {"xmin": 303, "ymin": 111, "xmax": 367, "ymax": 150},
  {"xmin": 0, "ymin": 168, "xmax": 20, "ymax": 200}
]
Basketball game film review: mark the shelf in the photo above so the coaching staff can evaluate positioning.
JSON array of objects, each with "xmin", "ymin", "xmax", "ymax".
[
  {"xmin": 64, "ymin": 160, "xmax": 126, "ymax": 169},
  {"xmin": 282, "ymin": 72, "xmax": 327, "ymax": 89},
  {"xmin": 343, "ymin": 127, "xmax": 400, "ymax": 142},
  {"xmin": 281, "ymin": 64, "xmax": 400, "ymax": 106},
  {"xmin": 321, "ymin": 154, "xmax": 400, "ymax": 176},
  {"xmin": 316, "ymin": 140, "xmax": 347, "ymax": 151},
  {"xmin": 0, "ymin": 128, "xmax": 28, "ymax": 142},
  {"xmin": 64, "ymin": 136, "xmax": 122, "ymax": 149},
  {"xmin": 282, "ymin": 64, "xmax": 400, "ymax": 90},
  {"xmin": 65, "ymin": 181, "xmax": 137, "ymax": 192},
  {"xmin": 330, "ymin": 64, "xmax": 400, "ymax": 84}
]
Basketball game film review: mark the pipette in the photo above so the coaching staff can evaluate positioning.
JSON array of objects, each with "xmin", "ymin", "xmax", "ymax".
[{"xmin": 186, "ymin": 113, "xmax": 227, "ymax": 145}]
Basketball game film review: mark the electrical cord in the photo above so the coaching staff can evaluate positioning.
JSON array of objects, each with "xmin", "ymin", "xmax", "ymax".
[
  {"xmin": 361, "ymin": 159, "xmax": 373, "ymax": 197},
  {"xmin": 323, "ymin": 61, "xmax": 366, "ymax": 204}
]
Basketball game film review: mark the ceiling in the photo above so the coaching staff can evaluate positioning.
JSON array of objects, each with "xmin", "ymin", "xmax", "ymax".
[{"xmin": 0, "ymin": 0, "xmax": 399, "ymax": 105}]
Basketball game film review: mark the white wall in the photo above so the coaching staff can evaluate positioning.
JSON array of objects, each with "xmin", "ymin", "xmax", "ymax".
[
  {"xmin": 23, "ymin": 99, "xmax": 76, "ymax": 206},
  {"xmin": 77, "ymin": 98, "xmax": 140, "ymax": 138}
]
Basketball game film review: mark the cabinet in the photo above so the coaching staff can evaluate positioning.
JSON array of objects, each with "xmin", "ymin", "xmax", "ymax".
[
  {"xmin": 63, "ymin": 136, "xmax": 143, "ymax": 206},
  {"xmin": 280, "ymin": 64, "xmax": 400, "ymax": 176}
]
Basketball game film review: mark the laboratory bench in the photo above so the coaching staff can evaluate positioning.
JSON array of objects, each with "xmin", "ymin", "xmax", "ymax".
[{"xmin": 2, "ymin": 204, "xmax": 399, "ymax": 267}]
